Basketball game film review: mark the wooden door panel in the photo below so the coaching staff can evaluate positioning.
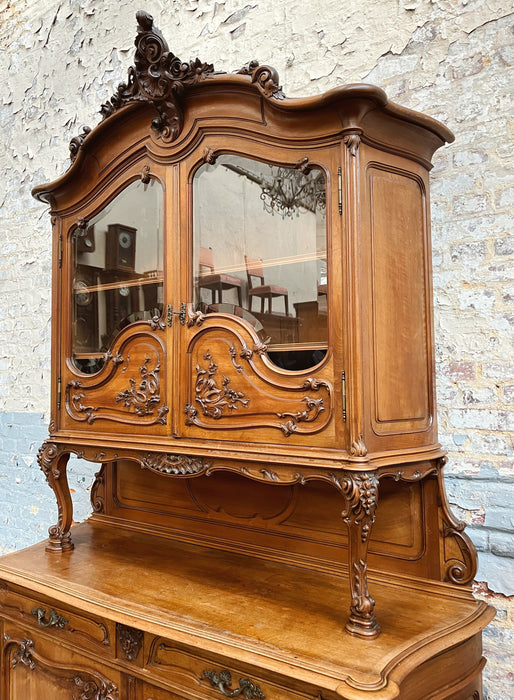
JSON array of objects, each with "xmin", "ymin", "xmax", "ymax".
[
  {"xmin": 367, "ymin": 164, "xmax": 432, "ymax": 436},
  {"xmin": 182, "ymin": 319, "xmax": 334, "ymax": 442},
  {"xmin": 62, "ymin": 325, "xmax": 169, "ymax": 434},
  {"xmin": 3, "ymin": 631, "xmax": 120, "ymax": 699}
]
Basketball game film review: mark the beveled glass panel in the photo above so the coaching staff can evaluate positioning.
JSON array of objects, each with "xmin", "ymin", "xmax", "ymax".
[
  {"xmin": 193, "ymin": 155, "xmax": 328, "ymax": 371},
  {"xmin": 71, "ymin": 178, "xmax": 163, "ymax": 374}
]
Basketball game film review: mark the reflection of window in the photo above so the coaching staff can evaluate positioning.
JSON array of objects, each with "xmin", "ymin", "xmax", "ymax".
[
  {"xmin": 71, "ymin": 179, "xmax": 163, "ymax": 374},
  {"xmin": 193, "ymin": 155, "xmax": 329, "ymax": 371}
]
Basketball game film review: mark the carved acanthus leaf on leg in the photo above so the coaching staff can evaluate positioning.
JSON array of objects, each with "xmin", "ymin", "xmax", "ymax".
[{"xmin": 336, "ymin": 471, "xmax": 380, "ymax": 638}]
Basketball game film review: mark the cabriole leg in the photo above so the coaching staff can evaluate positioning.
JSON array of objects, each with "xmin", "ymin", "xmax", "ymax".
[
  {"xmin": 37, "ymin": 442, "xmax": 74, "ymax": 552},
  {"xmin": 340, "ymin": 471, "xmax": 380, "ymax": 638}
]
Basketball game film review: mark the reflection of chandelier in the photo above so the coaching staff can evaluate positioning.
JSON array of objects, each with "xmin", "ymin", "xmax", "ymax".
[
  {"xmin": 222, "ymin": 162, "xmax": 325, "ymax": 218},
  {"xmin": 260, "ymin": 166, "xmax": 326, "ymax": 218}
]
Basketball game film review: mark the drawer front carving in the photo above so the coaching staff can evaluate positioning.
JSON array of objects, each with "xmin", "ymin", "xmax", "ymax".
[
  {"xmin": 3, "ymin": 633, "xmax": 119, "ymax": 699},
  {"xmin": 146, "ymin": 637, "xmax": 320, "ymax": 700},
  {"xmin": 0, "ymin": 583, "xmax": 113, "ymax": 655}
]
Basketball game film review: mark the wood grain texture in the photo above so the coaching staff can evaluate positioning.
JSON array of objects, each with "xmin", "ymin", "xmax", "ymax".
[{"xmin": 0, "ymin": 522, "xmax": 494, "ymax": 699}]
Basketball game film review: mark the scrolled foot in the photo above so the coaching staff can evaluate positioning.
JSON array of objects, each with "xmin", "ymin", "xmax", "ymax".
[{"xmin": 46, "ymin": 525, "xmax": 74, "ymax": 553}]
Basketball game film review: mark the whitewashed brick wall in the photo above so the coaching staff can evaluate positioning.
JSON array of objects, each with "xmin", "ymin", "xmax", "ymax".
[{"xmin": 1, "ymin": 1, "xmax": 512, "ymax": 697}]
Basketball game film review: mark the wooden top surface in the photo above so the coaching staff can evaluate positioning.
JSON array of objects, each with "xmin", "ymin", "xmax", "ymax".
[{"xmin": 0, "ymin": 522, "xmax": 493, "ymax": 698}]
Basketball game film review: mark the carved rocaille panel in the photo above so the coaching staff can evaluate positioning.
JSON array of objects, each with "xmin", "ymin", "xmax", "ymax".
[
  {"xmin": 5, "ymin": 635, "xmax": 119, "ymax": 699},
  {"xmin": 141, "ymin": 453, "xmax": 212, "ymax": 476},
  {"xmin": 64, "ymin": 331, "xmax": 168, "ymax": 429},
  {"xmin": 185, "ymin": 331, "xmax": 333, "ymax": 438}
]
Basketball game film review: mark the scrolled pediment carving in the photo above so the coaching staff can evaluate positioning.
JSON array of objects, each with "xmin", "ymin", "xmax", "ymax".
[
  {"xmin": 236, "ymin": 59, "xmax": 285, "ymax": 99},
  {"xmin": 69, "ymin": 11, "xmax": 287, "ymax": 158}
]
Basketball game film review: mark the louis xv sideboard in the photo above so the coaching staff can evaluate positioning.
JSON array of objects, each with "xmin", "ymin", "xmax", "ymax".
[{"xmin": 0, "ymin": 11, "xmax": 493, "ymax": 700}]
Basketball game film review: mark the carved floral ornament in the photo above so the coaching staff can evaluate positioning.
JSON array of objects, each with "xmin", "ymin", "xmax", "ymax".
[
  {"xmin": 185, "ymin": 348, "xmax": 329, "ymax": 436},
  {"xmin": 66, "ymin": 352, "xmax": 169, "ymax": 426},
  {"xmin": 69, "ymin": 11, "xmax": 284, "ymax": 160},
  {"xmin": 7, "ymin": 636, "xmax": 119, "ymax": 699}
]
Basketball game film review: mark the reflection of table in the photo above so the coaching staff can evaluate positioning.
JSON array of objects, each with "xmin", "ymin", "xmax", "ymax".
[
  {"xmin": 294, "ymin": 300, "xmax": 328, "ymax": 344},
  {"xmin": 253, "ymin": 311, "xmax": 298, "ymax": 345},
  {"xmin": 202, "ymin": 303, "xmax": 300, "ymax": 346},
  {"xmin": 202, "ymin": 303, "xmax": 264, "ymax": 333}
]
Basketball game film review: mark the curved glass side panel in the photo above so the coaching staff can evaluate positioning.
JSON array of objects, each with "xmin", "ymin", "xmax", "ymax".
[
  {"xmin": 193, "ymin": 155, "xmax": 328, "ymax": 371},
  {"xmin": 71, "ymin": 179, "xmax": 163, "ymax": 374}
]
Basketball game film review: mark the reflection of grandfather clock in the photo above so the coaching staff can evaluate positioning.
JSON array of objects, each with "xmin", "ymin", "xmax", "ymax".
[
  {"xmin": 106, "ymin": 223, "xmax": 136, "ymax": 271},
  {"xmin": 73, "ymin": 265, "xmax": 100, "ymax": 352}
]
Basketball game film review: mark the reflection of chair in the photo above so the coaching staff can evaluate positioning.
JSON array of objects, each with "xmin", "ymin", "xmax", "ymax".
[
  {"xmin": 198, "ymin": 247, "xmax": 242, "ymax": 306},
  {"xmin": 245, "ymin": 256, "xmax": 289, "ymax": 315}
]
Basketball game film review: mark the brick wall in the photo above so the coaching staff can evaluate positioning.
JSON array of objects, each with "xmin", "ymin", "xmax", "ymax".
[{"xmin": 1, "ymin": 1, "xmax": 512, "ymax": 697}]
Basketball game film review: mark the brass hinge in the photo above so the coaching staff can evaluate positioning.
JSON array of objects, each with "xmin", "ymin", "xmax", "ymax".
[
  {"xmin": 57, "ymin": 377, "xmax": 62, "ymax": 410},
  {"xmin": 342, "ymin": 370, "xmax": 347, "ymax": 421},
  {"xmin": 58, "ymin": 234, "xmax": 63, "ymax": 268},
  {"xmin": 167, "ymin": 302, "xmax": 186, "ymax": 327},
  {"xmin": 338, "ymin": 166, "xmax": 343, "ymax": 215}
]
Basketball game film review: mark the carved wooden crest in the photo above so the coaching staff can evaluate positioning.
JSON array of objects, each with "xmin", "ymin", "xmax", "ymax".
[{"xmin": 70, "ymin": 11, "xmax": 284, "ymax": 160}]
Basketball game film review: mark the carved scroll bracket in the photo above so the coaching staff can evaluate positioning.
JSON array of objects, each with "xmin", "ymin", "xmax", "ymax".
[
  {"xmin": 37, "ymin": 442, "xmax": 74, "ymax": 552},
  {"xmin": 236, "ymin": 59, "xmax": 285, "ymax": 99},
  {"xmin": 437, "ymin": 458, "xmax": 477, "ymax": 585}
]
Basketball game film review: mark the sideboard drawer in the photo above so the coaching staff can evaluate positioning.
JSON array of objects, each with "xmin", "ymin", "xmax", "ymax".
[
  {"xmin": 3, "ymin": 624, "xmax": 121, "ymax": 700},
  {"xmin": 145, "ymin": 636, "xmax": 322, "ymax": 700},
  {"xmin": 0, "ymin": 581, "xmax": 114, "ymax": 656}
]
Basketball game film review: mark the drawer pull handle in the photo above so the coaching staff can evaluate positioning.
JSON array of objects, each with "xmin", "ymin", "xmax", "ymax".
[
  {"xmin": 203, "ymin": 669, "xmax": 265, "ymax": 699},
  {"xmin": 31, "ymin": 606, "xmax": 68, "ymax": 629}
]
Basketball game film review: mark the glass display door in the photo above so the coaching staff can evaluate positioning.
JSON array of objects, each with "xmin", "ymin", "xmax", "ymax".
[
  {"xmin": 193, "ymin": 154, "xmax": 328, "ymax": 372},
  {"xmin": 70, "ymin": 178, "xmax": 164, "ymax": 374},
  {"xmin": 183, "ymin": 150, "xmax": 335, "ymax": 442}
]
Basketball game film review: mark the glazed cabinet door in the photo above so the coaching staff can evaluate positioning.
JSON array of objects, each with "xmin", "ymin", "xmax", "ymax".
[
  {"xmin": 2, "ymin": 628, "xmax": 120, "ymax": 699},
  {"xmin": 59, "ymin": 166, "xmax": 172, "ymax": 437},
  {"xmin": 179, "ymin": 143, "xmax": 343, "ymax": 448}
]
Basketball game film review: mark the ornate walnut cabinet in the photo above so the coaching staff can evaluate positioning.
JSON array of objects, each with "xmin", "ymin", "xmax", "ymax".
[{"xmin": 0, "ymin": 12, "xmax": 493, "ymax": 700}]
